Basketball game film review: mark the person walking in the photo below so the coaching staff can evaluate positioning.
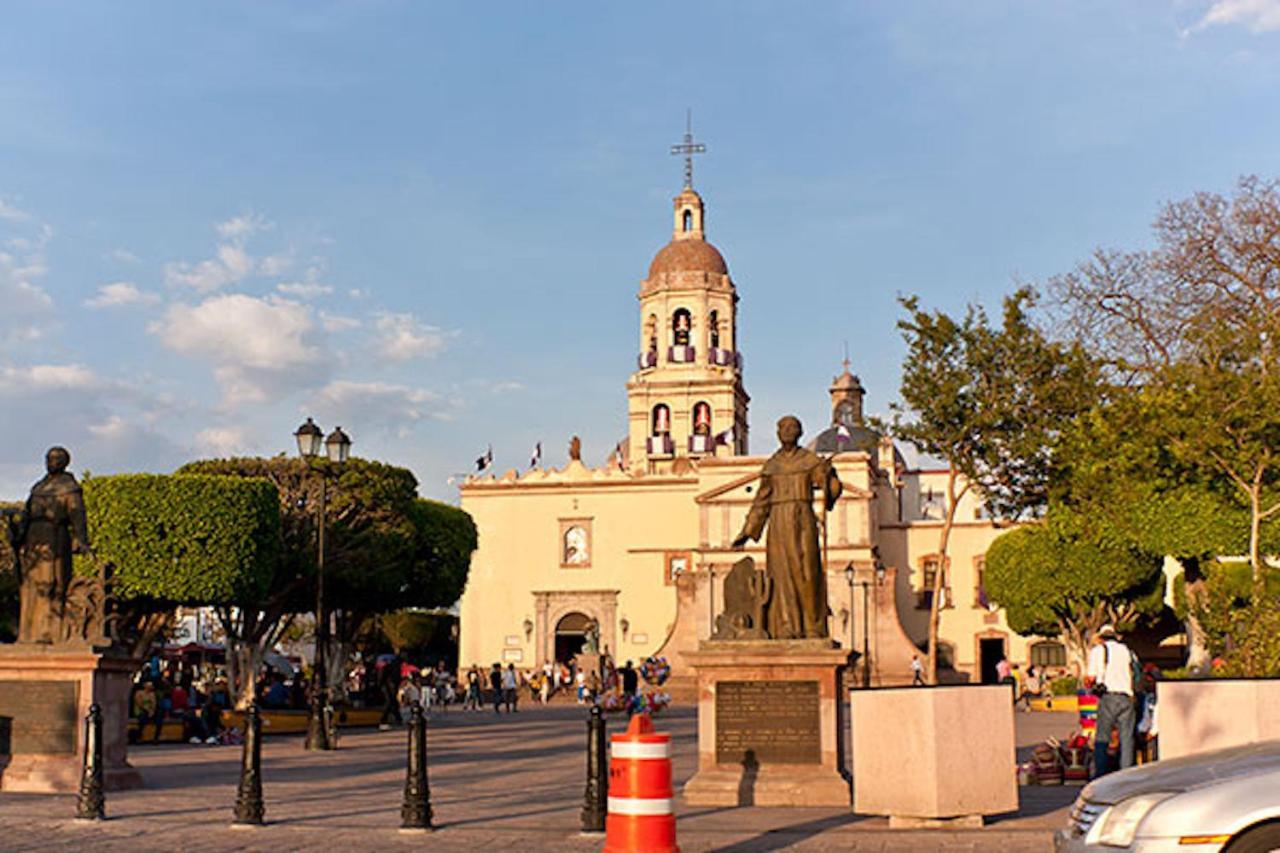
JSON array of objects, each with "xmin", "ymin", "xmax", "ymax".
[
  {"xmin": 910, "ymin": 654, "xmax": 924, "ymax": 686},
  {"xmin": 501, "ymin": 663, "xmax": 519, "ymax": 713},
  {"xmin": 378, "ymin": 656, "xmax": 402, "ymax": 730},
  {"xmin": 621, "ymin": 660, "xmax": 638, "ymax": 697},
  {"xmin": 1087, "ymin": 624, "xmax": 1138, "ymax": 777},
  {"xmin": 539, "ymin": 667, "xmax": 550, "ymax": 705},
  {"xmin": 489, "ymin": 663, "xmax": 504, "ymax": 713}
]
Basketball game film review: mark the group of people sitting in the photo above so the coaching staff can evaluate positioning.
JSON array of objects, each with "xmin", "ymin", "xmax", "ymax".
[{"xmin": 129, "ymin": 665, "xmax": 232, "ymax": 745}]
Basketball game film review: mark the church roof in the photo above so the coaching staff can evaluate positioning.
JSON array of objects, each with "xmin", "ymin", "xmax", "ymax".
[{"xmin": 647, "ymin": 238, "xmax": 729, "ymax": 277}]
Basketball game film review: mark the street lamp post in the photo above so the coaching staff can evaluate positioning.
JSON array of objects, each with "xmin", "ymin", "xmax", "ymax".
[
  {"xmin": 845, "ymin": 560, "xmax": 888, "ymax": 689},
  {"xmin": 295, "ymin": 417, "xmax": 351, "ymax": 752}
]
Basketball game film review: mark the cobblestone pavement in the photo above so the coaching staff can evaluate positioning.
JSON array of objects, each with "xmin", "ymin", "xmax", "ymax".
[{"xmin": 0, "ymin": 705, "xmax": 1080, "ymax": 851}]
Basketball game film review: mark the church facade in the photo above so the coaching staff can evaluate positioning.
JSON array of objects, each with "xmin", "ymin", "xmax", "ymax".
[{"xmin": 457, "ymin": 181, "xmax": 1055, "ymax": 685}]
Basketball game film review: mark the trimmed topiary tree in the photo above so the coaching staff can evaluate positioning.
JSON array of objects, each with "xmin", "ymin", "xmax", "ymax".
[
  {"xmin": 75, "ymin": 473, "xmax": 282, "ymax": 689},
  {"xmin": 984, "ymin": 519, "xmax": 1165, "ymax": 671}
]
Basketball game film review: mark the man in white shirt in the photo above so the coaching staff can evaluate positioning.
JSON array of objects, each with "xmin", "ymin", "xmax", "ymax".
[{"xmin": 1087, "ymin": 624, "xmax": 1136, "ymax": 776}]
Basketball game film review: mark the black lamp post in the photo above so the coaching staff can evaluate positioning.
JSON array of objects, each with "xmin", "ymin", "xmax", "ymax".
[
  {"xmin": 845, "ymin": 559, "xmax": 887, "ymax": 689},
  {"xmin": 295, "ymin": 417, "xmax": 351, "ymax": 752}
]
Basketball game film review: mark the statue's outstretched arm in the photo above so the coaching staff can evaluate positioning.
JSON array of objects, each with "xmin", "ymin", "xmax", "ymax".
[{"xmin": 733, "ymin": 474, "xmax": 773, "ymax": 548}]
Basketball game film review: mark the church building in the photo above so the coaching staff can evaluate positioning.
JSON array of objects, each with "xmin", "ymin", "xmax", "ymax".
[{"xmin": 457, "ymin": 169, "xmax": 1057, "ymax": 686}]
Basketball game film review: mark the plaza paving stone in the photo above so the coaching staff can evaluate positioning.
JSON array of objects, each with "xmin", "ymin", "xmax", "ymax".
[{"xmin": 0, "ymin": 703, "xmax": 1080, "ymax": 851}]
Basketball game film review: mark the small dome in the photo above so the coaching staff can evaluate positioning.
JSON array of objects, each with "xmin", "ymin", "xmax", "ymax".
[{"xmin": 647, "ymin": 238, "xmax": 729, "ymax": 277}]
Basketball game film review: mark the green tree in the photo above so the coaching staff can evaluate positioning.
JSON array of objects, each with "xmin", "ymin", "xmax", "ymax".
[
  {"xmin": 891, "ymin": 288, "xmax": 1097, "ymax": 682},
  {"xmin": 984, "ymin": 520, "xmax": 1165, "ymax": 670},
  {"xmin": 78, "ymin": 474, "xmax": 281, "ymax": 672},
  {"xmin": 380, "ymin": 609, "xmax": 446, "ymax": 654},
  {"xmin": 178, "ymin": 457, "xmax": 475, "ymax": 701},
  {"xmin": 1051, "ymin": 176, "xmax": 1280, "ymax": 591}
]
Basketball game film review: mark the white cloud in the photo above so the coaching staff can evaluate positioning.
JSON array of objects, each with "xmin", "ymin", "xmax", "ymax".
[
  {"xmin": 320, "ymin": 311, "xmax": 361, "ymax": 331},
  {"xmin": 0, "ymin": 210, "xmax": 55, "ymax": 347},
  {"xmin": 105, "ymin": 248, "xmax": 140, "ymax": 264},
  {"xmin": 215, "ymin": 213, "xmax": 272, "ymax": 240},
  {"xmin": 195, "ymin": 425, "xmax": 254, "ymax": 457},
  {"xmin": 85, "ymin": 281, "xmax": 160, "ymax": 309},
  {"xmin": 0, "ymin": 199, "xmax": 32, "ymax": 223},
  {"xmin": 165, "ymin": 246, "xmax": 255, "ymax": 293},
  {"xmin": 0, "ymin": 363, "xmax": 99, "ymax": 393},
  {"xmin": 318, "ymin": 379, "xmax": 441, "ymax": 436},
  {"xmin": 259, "ymin": 253, "xmax": 294, "ymax": 276},
  {"xmin": 373, "ymin": 312, "xmax": 449, "ymax": 361},
  {"xmin": 153, "ymin": 293, "xmax": 324, "ymax": 406},
  {"xmin": 165, "ymin": 214, "xmax": 267, "ymax": 293},
  {"xmin": 277, "ymin": 281, "xmax": 334, "ymax": 299},
  {"xmin": 1189, "ymin": 0, "xmax": 1280, "ymax": 33}
]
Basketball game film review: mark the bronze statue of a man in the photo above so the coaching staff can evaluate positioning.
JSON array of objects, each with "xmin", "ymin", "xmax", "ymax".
[
  {"xmin": 732, "ymin": 416, "xmax": 842, "ymax": 640},
  {"xmin": 13, "ymin": 447, "xmax": 91, "ymax": 644}
]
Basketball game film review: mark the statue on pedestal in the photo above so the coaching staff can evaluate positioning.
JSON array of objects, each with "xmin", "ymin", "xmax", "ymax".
[
  {"xmin": 731, "ymin": 416, "xmax": 842, "ymax": 640},
  {"xmin": 6, "ymin": 447, "xmax": 101, "ymax": 645}
]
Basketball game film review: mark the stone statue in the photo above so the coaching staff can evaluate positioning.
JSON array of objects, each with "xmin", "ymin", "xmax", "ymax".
[
  {"xmin": 712, "ymin": 557, "xmax": 771, "ymax": 640},
  {"xmin": 11, "ymin": 447, "xmax": 95, "ymax": 644},
  {"xmin": 732, "ymin": 416, "xmax": 842, "ymax": 640},
  {"xmin": 582, "ymin": 619, "xmax": 600, "ymax": 653},
  {"xmin": 568, "ymin": 435, "xmax": 582, "ymax": 462}
]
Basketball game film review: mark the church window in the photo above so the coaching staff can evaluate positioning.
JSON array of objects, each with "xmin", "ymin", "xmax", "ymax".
[
  {"xmin": 652, "ymin": 404, "xmax": 671, "ymax": 436},
  {"xmin": 692, "ymin": 401, "xmax": 712, "ymax": 436},
  {"xmin": 672, "ymin": 309, "xmax": 692, "ymax": 346},
  {"xmin": 682, "ymin": 209, "xmax": 693, "ymax": 232},
  {"xmin": 709, "ymin": 310, "xmax": 720, "ymax": 349}
]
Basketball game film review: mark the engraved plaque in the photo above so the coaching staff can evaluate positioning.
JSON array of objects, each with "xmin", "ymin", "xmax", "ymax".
[
  {"xmin": 0, "ymin": 681, "xmax": 79, "ymax": 754},
  {"xmin": 715, "ymin": 680, "xmax": 820, "ymax": 765}
]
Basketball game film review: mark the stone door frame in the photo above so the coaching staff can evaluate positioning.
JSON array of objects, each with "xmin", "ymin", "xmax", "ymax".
[{"xmin": 533, "ymin": 589, "xmax": 620, "ymax": 666}]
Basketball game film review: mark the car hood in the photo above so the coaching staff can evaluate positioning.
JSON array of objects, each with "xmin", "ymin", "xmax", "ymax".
[{"xmin": 1082, "ymin": 740, "xmax": 1280, "ymax": 805}]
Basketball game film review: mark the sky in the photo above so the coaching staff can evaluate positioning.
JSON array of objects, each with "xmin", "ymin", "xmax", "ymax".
[{"xmin": 2, "ymin": 1, "xmax": 1280, "ymax": 501}]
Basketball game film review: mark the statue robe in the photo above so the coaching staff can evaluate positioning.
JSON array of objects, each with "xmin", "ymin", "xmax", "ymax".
[
  {"xmin": 17, "ymin": 471, "xmax": 89, "ymax": 643},
  {"xmin": 739, "ymin": 446, "xmax": 842, "ymax": 639}
]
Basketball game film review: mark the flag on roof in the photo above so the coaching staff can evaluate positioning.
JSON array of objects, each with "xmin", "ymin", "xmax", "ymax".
[{"xmin": 475, "ymin": 445, "xmax": 493, "ymax": 472}]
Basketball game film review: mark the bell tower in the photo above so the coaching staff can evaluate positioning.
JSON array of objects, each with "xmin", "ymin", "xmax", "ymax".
[{"xmin": 625, "ymin": 122, "xmax": 749, "ymax": 474}]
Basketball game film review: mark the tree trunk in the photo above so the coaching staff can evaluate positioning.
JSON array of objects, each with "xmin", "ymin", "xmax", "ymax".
[
  {"xmin": 228, "ymin": 641, "xmax": 263, "ymax": 710},
  {"xmin": 926, "ymin": 466, "xmax": 968, "ymax": 684},
  {"xmin": 1249, "ymin": 482, "xmax": 1264, "ymax": 597}
]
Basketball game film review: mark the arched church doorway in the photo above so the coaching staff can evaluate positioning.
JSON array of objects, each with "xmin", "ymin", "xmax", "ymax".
[{"xmin": 555, "ymin": 612, "xmax": 592, "ymax": 663}]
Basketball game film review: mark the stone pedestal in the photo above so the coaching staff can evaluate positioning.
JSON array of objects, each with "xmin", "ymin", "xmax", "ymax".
[
  {"xmin": 0, "ymin": 645, "xmax": 143, "ymax": 792},
  {"xmin": 850, "ymin": 685, "xmax": 1017, "ymax": 825},
  {"xmin": 1158, "ymin": 679, "xmax": 1280, "ymax": 760},
  {"xmin": 682, "ymin": 640, "xmax": 851, "ymax": 807}
]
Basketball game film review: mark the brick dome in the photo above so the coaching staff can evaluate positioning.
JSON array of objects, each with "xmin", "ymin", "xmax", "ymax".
[{"xmin": 647, "ymin": 238, "xmax": 729, "ymax": 277}]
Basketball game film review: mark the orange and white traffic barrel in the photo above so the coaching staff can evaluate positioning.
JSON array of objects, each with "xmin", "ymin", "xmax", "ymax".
[{"xmin": 604, "ymin": 713, "xmax": 678, "ymax": 853}]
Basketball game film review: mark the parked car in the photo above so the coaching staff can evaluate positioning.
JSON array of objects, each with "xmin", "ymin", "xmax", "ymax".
[{"xmin": 1055, "ymin": 740, "xmax": 1280, "ymax": 852}]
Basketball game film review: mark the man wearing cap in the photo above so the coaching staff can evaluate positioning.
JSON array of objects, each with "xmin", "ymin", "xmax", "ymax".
[{"xmin": 1086, "ymin": 624, "xmax": 1137, "ymax": 776}]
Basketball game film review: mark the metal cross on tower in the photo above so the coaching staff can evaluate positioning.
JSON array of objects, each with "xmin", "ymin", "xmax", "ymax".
[{"xmin": 670, "ymin": 109, "xmax": 706, "ymax": 189}]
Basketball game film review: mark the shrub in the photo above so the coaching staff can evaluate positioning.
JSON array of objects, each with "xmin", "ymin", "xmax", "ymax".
[{"xmin": 1049, "ymin": 676, "xmax": 1079, "ymax": 696}]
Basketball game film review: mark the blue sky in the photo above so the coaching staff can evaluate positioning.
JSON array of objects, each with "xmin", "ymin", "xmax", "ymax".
[{"xmin": 2, "ymin": 2, "xmax": 1279, "ymax": 499}]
